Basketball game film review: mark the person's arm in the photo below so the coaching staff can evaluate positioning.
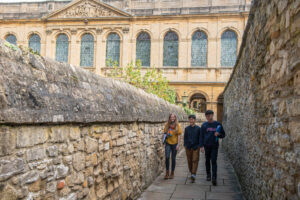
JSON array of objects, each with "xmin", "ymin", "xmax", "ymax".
[
  {"xmin": 217, "ymin": 123, "xmax": 226, "ymax": 139},
  {"xmin": 200, "ymin": 125, "xmax": 205, "ymax": 152},
  {"xmin": 183, "ymin": 127, "xmax": 188, "ymax": 147},
  {"xmin": 176, "ymin": 125, "xmax": 182, "ymax": 150},
  {"xmin": 163, "ymin": 123, "xmax": 168, "ymax": 134}
]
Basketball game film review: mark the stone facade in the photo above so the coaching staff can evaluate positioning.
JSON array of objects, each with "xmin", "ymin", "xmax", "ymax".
[
  {"xmin": 0, "ymin": 0, "xmax": 251, "ymax": 118},
  {"xmin": 0, "ymin": 39, "xmax": 188, "ymax": 199},
  {"xmin": 222, "ymin": 0, "xmax": 300, "ymax": 199}
]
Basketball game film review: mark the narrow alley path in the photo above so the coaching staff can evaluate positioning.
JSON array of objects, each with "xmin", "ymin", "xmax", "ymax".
[{"xmin": 138, "ymin": 145, "xmax": 244, "ymax": 200}]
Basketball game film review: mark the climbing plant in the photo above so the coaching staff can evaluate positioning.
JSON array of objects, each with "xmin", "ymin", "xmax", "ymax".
[{"xmin": 107, "ymin": 59, "xmax": 177, "ymax": 104}]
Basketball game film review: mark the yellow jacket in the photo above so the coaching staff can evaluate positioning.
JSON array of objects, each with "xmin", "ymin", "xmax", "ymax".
[{"xmin": 163, "ymin": 123, "xmax": 182, "ymax": 145}]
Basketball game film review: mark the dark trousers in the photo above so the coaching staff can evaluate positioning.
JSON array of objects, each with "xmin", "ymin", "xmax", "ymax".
[
  {"xmin": 165, "ymin": 143, "xmax": 177, "ymax": 171},
  {"xmin": 204, "ymin": 146, "xmax": 218, "ymax": 179}
]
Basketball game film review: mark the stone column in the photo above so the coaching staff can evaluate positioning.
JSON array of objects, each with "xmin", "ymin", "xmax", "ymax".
[
  {"xmin": 45, "ymin": 29, "xmax": 53, "ymax": 59},
  {"xmin": 70, "ymin": 29, "xmax": 78, "ymax": 65},
  {"xmin": 95, "ymin": 28, "xmax": 103, "ymax": 75},
  {"xmin": 122, "ymin": 27, "xmax": 130, "ymax": 67}
]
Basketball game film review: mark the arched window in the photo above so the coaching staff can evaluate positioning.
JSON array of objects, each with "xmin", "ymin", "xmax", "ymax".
[
  {"xmin": 191, "ymin": 31, "xmax": 207, "ymax": 67},
  {"xmin": 55, "ymin": 33, "xmax": 69, "ymax": 63},
  {"xmin": 29, "ymin": 34, "xmax": 41, "ymax": 54},
  {"xmin": 136, "ymin": 32, "xmax": 151, "ymax": 67},
  {"xmin": 106, "ymin": 33, "xmax": 120, "ymax": 67},
  {"xmin": 5, "ymin": 34, "xmax": 17, "ymax": 45},
  {"xmin": 80, "ymin": 33, "xmax": 94, "ymax": 67},
  {"xmin": 221, "ymin": 30, "xmax": 237, "ymax": 67},
  {"xmin": 163, "ymin": 31, "xmax": 178, "ymax": 67}
]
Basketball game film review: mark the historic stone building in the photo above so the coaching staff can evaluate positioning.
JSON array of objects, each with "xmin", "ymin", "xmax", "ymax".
[{"xmin": 0, "ymin": 0, "xmax": 251, "ymax": 120}]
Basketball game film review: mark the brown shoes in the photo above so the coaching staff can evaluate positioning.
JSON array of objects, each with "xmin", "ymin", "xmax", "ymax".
[
  {"xmin": 164, "ymin": 171, "xmax": 169, "ymax": 179},
  {"xmin": 169, "ymin": 171, "xmax": 174, "ymax": 179}
]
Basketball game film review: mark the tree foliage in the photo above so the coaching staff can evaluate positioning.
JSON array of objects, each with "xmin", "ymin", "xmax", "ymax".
[{"xmin": 107, "ymin": 59, "xmax": 177, "ymax": 104}]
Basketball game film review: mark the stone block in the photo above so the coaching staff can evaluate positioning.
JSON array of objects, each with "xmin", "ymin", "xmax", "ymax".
[
  {"xmin": 86, "ymin": 153, "xmax": 98, "ymax": 167},
  {"xmin": 101, "ymin": 132, "xmax": 111, "ymax": 142},
  {"xmin": 55, "ymin": 164, "xmax": 69, "ymax": 179},
  {"xmin": 47, "ymin": 145, "xmax": 58, "ymax": 157},
  {"xmin": 26, "ymin": 147, "xmax": 46, "ymax": 162},
  {"xmin": 69, "ymin": 127, "xmax": 80, "ymax": 141},
  {"xmin": 0, "ymin": 185, "xmax": 18, "ymax": 200},
  {"xmin": 85, "ymin": 137, "xmax": 98, "ymax": 153},
  {"xmin": 116, "ymin": 137, "xmax": 126, "ymax": 146},
  {"xmin": 20, "ymin": 170, "xmax": 39, "ymax": 185},
  {"xmin": 16, "ymin": 127, "xmax": 48, "ymax": 148},
  {"xmin": 0, "ymin": 126, "xmax": 15, "ymax": 156},
  {"xmin": 289, "ymin": 121, "xmax": 300, "ymax": 143},
  {"xmin": 0, "ymin": 158, "xmax": 26, "ymax": 181},
  {"xmin": 49, "ymin": 126, "xmax": 69, "ymax": 143},
  {"xmin": 72, "ymin": 152, "xmax": 85, "ymax": 171}
]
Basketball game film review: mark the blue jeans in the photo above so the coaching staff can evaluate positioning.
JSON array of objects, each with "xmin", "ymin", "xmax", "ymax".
[{"xmin": 165, "ymin": 143, "xmax": 177, "ymax": 171}]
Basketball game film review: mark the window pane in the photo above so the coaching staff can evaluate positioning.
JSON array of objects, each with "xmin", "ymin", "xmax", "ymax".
[
  {"xmin": 191, "ymin": 31, "xmax": 207, "ymax": 67},
  {"xmin": 106, "ymin": 33, "xmax": 120, "ymax": 67},
  {"xmin": 163, "ymin": 31, "xmax": 178, "ymax": 67},
  {"xmin": 29, "ymin": 34, "xmax": 41, "ymax": 54},
  {"xmin": 136, "ymin": 32, "xmax": 151, "ymax": 67},
  {"xmin": 80, "ymin": 33, "xmax": 94, "ymax": 67},
  {"xmin": 5, "ymin": 34, "xmax": 17, "ymax": 45},
  {"xmin": 221, "ymin": 30, "xmax": 237, "ymax": 67},
  {"xmin": 55, "ymin": 34, "xmax": 69, "ymax": 63}
]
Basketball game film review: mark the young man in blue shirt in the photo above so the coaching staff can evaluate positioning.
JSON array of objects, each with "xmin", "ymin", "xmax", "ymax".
[{"xmin": 200, "ymin": 110, "xmax": 225, "ymax": 186}]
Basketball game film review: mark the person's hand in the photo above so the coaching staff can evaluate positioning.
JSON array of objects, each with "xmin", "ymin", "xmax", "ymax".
[
  {"xmin": 215, "ymin": 132, "xmax": 220, "ymax": 137},
  {"xmin": 176, "ymin": 144, "xmax": 179, "ymax": 150},
  {"xmin": 200, "ymin": 147, "xmax": 204, "ymax": 153}
]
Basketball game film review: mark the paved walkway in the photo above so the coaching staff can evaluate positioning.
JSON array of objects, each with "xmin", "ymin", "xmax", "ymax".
[{"xmin": 138, "ymin": 146, "xmax": 244, "ymax": 200}]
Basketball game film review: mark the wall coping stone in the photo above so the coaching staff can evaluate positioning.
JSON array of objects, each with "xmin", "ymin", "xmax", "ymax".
[{"xmin": 0, "ymin": 40, "xmax": 187, "ymax": 124}]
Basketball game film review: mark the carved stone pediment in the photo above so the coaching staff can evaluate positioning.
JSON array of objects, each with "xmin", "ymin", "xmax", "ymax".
[{"xmin": 45, "ymin": 0, "xmax": 131, "ymax": 19}]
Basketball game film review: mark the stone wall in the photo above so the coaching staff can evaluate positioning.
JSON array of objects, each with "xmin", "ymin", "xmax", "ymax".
[
  {"xmin": 222, "ymin": 0, "xmax": 300, "ymax": 199},
  {"xmin": 0, "ymin": 39, "xmax": 187, "ymax": 200}
]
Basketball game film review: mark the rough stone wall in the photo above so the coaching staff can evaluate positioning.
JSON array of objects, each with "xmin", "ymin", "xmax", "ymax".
[
  {"xmin": 222, "ymin": 0, "xmax": 300, "ymax": 199},
  {"xmin": 0, "ymin": 40, "xmax": 187, "ymax": 200},
  {"xmin": 0, "ymin": 123, "xmax": 188, "ymax": 200}
]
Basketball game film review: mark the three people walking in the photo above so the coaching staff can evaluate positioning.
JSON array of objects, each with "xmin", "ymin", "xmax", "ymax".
[{"xmin": 163, "ymin": 110, "xmax": 225, "ymax": 186}]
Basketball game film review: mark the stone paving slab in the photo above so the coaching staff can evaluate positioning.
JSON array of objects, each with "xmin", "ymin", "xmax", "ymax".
[{"xmin": 138, "ymin": 146, "xmax": 244, "ymax": 200}]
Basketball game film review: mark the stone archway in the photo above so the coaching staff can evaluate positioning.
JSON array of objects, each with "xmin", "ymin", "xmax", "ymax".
[
  {"xmin": 217, "ymin": 93, "xmax": 224, "ymax": 122},
  {"xmin": 189, "ymin": 93, "xmax": 207, "ymax": 113}
]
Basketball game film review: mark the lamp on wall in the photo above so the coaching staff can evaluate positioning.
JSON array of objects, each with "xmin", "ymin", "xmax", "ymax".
[{"xmin": 182, "ymin": 91, "xmax": 188, "ymax": 107}]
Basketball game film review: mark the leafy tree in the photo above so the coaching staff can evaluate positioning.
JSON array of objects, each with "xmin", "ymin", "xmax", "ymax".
[{"xmin": 107, "ymin": 59, "xmax": 177, "ymax": 104}]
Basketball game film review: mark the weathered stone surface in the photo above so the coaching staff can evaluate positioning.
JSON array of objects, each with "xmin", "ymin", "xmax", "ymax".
[
  {"xmin": 16, "ymin": 127, "xmax": 48, "ymax": 148},
  {"xmin": 223, "ymin": 1, "xmax": 300, "ymax": 199},
  {"xmin": 85, "ymin": 137, "xmax": 98, "ymax": 153},
  {"xmin": 20, "ymin": 170, "xmax": 39, "ymax": 185},
  {"xmin": 26, "ymin": 147, "xmax": 46, "ymax": 162},
  {"xmin": 47, "ymin": 145, "xmax": 58, "ymax": 157},
  {"xmin": 0, "ymin": 37, "xmax": 188, "ymax": 200},
  {"xmin": 72, "ymin": 152, "xmax": 85, "ymax": 171},
  {"xmin": 0, "ymin": 39, "xmax": 186, "ymax": 124},
  {"xmin": 49, "ymin": 126, "xmax": 69, "ymax": 143},
  {"xmin": 0, "ymin": 184, "xmax": 18, "ymax": 200},
  {"xmin": 0, "ymin": 126, "xmax": 15, "ymax": 156},
  {"xmin": 0, "ymin": 158, "xmax": 26, "ymax": 181},
  {"xmin": 55, "ymin": 164, "xmax": 69, "ymax": 179}
]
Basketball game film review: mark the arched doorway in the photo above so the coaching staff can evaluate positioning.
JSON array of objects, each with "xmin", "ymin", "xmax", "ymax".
[
  {"xmin": 189, "ymin": 93, "xmax": 207, "ymax": 113},
  {"xmin": 217, "ymin": 93, "xmax": 224, "ymax": 122}
]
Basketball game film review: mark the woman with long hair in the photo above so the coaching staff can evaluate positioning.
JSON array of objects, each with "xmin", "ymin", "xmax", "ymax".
[{"xmin": 163, "ymin": 113, "xmax": 182, "ymax": 179}]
